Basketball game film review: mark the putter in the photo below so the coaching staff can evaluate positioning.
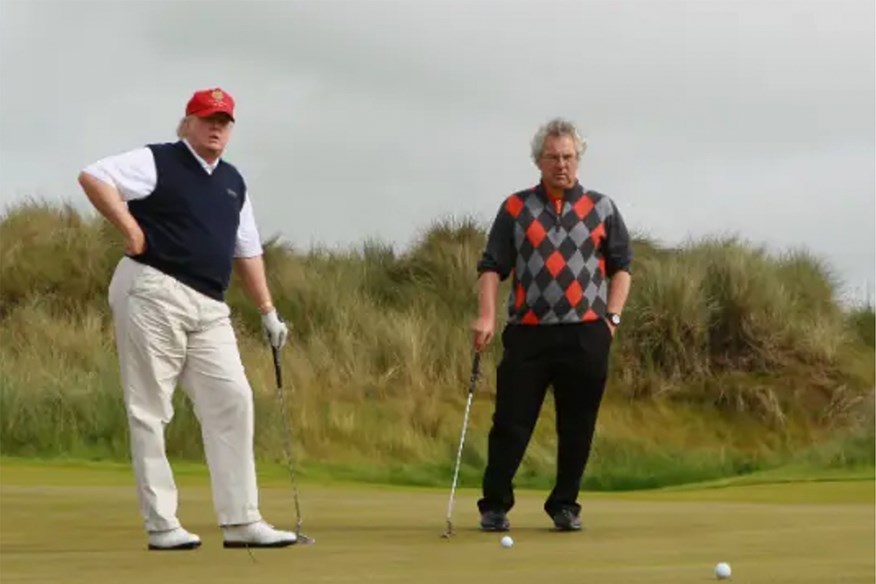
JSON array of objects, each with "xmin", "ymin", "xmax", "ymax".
[
  {"xmin": 272, "ymin": 345, "xmax": 316, "ymax": 545},
  {"xmin": 441, "ymin": 351, "xmax": 482, "ymax": 539}
]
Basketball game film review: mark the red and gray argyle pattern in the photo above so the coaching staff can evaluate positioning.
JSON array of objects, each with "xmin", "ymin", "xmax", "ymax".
[{"xmin": 504, "ymin": 188, "xmax": 613, "ymax": 325}]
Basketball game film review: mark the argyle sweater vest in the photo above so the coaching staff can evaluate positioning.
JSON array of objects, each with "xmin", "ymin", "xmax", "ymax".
[{"xmin": 501, "ymin": 185, "xmax": 620, "ymax": 325}]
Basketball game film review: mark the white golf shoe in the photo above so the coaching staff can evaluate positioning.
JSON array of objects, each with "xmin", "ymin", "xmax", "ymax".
[
  {"xmin": 223, "ymin": 520, "xmax": 297, "ymax": 548},
  {"xmin": 148, "ymin": 527, "xmax": 202, "ymax": 550}
]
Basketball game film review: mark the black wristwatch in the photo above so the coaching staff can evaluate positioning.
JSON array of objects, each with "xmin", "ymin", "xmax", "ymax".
[{"xmin": 606, "ymin": 312, "xmax": 621, "ymax": 327}]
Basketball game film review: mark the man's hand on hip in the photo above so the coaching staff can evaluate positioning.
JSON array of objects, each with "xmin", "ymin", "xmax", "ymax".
[
  {"xmin": 262, "ymin": 309, "xmax": 289, "ymax": 349},
  {"xmin": 125, "ymin": 224, "xmax": 147, "ymax": 256}
]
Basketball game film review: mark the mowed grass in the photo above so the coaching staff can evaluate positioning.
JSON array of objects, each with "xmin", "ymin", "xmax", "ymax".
[{"xmin": 0, "ymin": 462, "xmax": 873, "ymax": 584}]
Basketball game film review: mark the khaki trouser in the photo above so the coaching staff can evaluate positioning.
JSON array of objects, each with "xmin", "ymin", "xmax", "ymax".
[{"xmin": 108, "ymin": 257, "xmax": 261, "ymax": 532}]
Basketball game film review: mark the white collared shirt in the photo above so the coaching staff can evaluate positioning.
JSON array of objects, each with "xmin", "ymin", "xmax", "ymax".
[{"xmin": 82, "ymin": 140, "xmax": 263, "ymax": 258}]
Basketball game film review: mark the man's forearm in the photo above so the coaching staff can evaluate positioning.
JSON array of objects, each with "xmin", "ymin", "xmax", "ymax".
[
  {"xmin": 478, "ymin": 271, "xmax": 500, "ymax": 320},
  {"xmin": 606, "ymin": 270, "xmax": 631, "ymax": 314},
  {"xmin": 234, "ymin": 255, "xmax": 274, "ymax": 313},
  {"xmin": 77, "ymin": 172, "xmax": 140, "ymax": 238}
]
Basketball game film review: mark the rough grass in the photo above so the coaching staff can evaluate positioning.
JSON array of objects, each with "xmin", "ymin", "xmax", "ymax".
[
  {"xmin": 0, "ymin": 200, "xmax": 873, "ymax": 489},
  {"xmin": 849, "ymin": 304, "xmax": 875, "ymax": 348}
]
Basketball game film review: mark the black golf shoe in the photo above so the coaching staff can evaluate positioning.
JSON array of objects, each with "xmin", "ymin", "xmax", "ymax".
[
  {"xmin": 551, "ymin": 508, "xmax": 582, "ymax": 531},
  {"xmin": 479, "ymin": 509, "xmax": 510, "ymax": 532}
]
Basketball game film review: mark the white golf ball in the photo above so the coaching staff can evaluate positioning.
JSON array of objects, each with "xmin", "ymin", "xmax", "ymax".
[
  {"xmin": 714, "ymin": 562, "xmax": 732, "ymax": 580},
  {"xmin": 500, "ymin": 535, "xmax": 514, "ymax": 548}
]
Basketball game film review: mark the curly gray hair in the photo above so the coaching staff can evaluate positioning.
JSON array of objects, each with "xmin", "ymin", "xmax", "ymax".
[{"xmin": 530, "ymin": 118, "xmax": 587, "ymax": 163}]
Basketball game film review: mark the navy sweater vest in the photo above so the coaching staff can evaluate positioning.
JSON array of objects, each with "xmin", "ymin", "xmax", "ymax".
[{"xmin": 127, "ymin": 141, "xmax": 246, "ymax": 301}]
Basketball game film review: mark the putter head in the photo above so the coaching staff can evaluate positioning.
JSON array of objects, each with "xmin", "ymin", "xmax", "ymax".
[
  {"xmin": 296, "ymin": 532, "xmax": 316, "ymax": 545},
  {"xmin": 441, "ymin": 520, "xmax": 455, "ymax": 539}
]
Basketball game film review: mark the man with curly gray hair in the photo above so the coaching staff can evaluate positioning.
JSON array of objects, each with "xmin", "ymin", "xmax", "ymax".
[{"xmin": 472, "ymin": 117, "xmax": 633, "ymax": 532}]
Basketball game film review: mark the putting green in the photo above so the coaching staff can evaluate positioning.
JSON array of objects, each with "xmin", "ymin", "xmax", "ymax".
[{"xmin": 0, "ymin": 461, "xmax": 873, "ymax": 583}]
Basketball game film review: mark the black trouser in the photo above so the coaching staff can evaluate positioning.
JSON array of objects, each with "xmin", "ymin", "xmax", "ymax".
[{"xmin": 478, "ymin": 320, "xmax": 612, "ymax": 518}]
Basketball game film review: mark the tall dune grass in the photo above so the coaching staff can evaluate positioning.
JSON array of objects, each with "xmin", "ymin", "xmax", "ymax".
[{"xmin": 1, "ymin": 201, "xmax": 872, "ymax": 489}]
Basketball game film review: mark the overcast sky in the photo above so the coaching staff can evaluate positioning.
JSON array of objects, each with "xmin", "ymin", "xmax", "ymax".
[{"xmin": 1, "ymin": 0, "xmax": 873, "ymax": 302}]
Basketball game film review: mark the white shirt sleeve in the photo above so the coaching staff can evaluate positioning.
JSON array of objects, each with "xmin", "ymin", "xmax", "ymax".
[
  {"xmin": 234, "ymin": 194, "xmax": 264, "ymax": 258},
  {"xmin": 81, "ymin": 147, "xmax": 157, "ymax": 201}
]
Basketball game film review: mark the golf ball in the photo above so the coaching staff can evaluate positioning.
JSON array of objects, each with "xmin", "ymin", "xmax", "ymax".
[
  {"xmin": 500, "ymin": 535, "xmax": 514, "ymax": 548},
  {"xmin": 714, "ymin": 562, "xmax": 731, "ymax": 580}
]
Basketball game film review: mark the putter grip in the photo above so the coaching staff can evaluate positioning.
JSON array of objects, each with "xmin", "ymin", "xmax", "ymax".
[
  {"xmin": 272, "ymin": 346, "xmax": 282, "ymax": 388},
  {"xmin": 468, "ymin": 352, "xmax": 481, "ymax": 395}
]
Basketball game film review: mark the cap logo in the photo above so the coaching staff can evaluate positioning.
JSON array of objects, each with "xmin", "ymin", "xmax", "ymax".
[{"xmin": 210, "ymin": 89, "xmax": 227, "ymax": 107}]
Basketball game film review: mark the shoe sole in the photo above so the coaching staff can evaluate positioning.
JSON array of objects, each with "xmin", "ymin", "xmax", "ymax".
[
  {"xmin": 552, "ymin": 525, "xmax": 582, "ymax": 532},
  {"xmin": 148, "ymin": 541, "xmax": 202, "ymax": 551},
  {"xmin": 479, "ymin": 525, "xmax": 511, "ymax": 532},
  {"xmin": 223, "ymin": 540, "xmax": 297, "ymax": 549}
]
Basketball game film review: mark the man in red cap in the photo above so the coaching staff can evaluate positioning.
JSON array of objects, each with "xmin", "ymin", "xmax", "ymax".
[{"xmin": 78, "ymin": 88, "xmax": 297, "ymax": 550}]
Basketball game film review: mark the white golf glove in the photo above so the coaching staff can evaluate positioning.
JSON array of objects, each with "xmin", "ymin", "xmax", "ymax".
[{"xmin": 261, "ymin": 309, "xmax": 289, "ymax": 349}]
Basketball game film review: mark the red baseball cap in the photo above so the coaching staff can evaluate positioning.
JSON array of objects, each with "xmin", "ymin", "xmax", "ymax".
[{"xmin": 185, "ymin": 87, "xmax": 235, "ymax": 121}]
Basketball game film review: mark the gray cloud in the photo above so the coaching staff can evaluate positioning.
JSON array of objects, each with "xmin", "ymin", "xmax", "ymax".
[{"xmin": 1, "ymin": 0, "xmax": 873, "ymax": 301}]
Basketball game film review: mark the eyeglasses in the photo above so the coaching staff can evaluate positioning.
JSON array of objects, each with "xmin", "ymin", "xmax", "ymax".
[{"xmin": 541, "ymin": 153, "xmax": 578, "ymax": 164}]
